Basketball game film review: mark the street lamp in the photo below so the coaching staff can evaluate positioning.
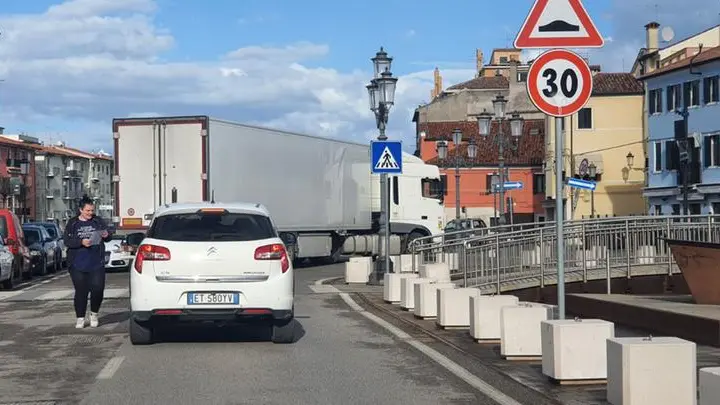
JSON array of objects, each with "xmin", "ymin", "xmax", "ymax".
[
  {"xmin": 588, "ymin": 162, "xmax": 598, "ymax": 218},
  {"xmin": 366, "ymin": 46, "xmax": 398, "ymax": 284},
  {"xmin": 626, "ymin": 152, "xmax": 635, "ymax": 168},
  {"xmin": 475, "ymin": 94, "xmax": 524, "ymax": 225},
  {"xmin": 436, "ymin": 130, "xmax": 477, "ymax": 220}
]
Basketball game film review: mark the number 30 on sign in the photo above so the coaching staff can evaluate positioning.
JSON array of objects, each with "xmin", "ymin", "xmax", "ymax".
[{"xmin": 526, "ymin": 49, "xmax": 593, "ymax": 117}]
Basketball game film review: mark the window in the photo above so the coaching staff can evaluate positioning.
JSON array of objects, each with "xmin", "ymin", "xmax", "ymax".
[
  {"xmin": 421, "ymin": 178, "xmax": 443, "ymax": 200},
  {"xmin": 653, "ymin": 205, "xmax": 662, "ymax": 215},
  {"xmin": 485, "ymin": 173, "xmax": 496, "ymax": 194},
  {"xmin": 667, "ymin": 84, "xmax": 681, "ymax": 111},
  {"xmin": 672, "ymin": 204, "xmax": 681, "ymax": 215},
  {"xmin": 713, "ymin": 202, "xmax": 720, "ymax": 215},
  {"xmin": 704, "ymin": 76, "xmax": 719, "ymax": 104},
  {"xmin": 653, "ymin": 142, "xmax": 663, "ymax": 172},
  {"xmin": 649, "ymin": 88, "xmax": 663, "ymax": 114},
  {"xmin": 704, "ymin": 134, "xmax": 720, "ymax": 167},
  {"xmin": 517, "ymin": 71, "xmax": 528, "ymax": 82},
  {"xmin": 499, "ymin": 56, "xmax": 508, "ymax": 63},
  {"xmin": 147, "ymin": 212, "xmax": 277, "ymax": 242},
  {"xmin": 439, "ymin": 174, "xmax": 448, "ymax": 195},
  {"xmin": 665, "ymin": 140, "xmax": 679, "ymax": 170},
  {"xmin": 24, "ymin": 229, "xmax": 41, "ymax": 245},
  {"xmin": 690, "ymin": 203, "xmax": 702, "ymax": 215},
  {"xmin": 577, "ymin": 108, "xmax": 592, "ymax": 129},
  {"xmin": 683, "ymin": 80, "xmax": 700, "ymax": 107},
  {"xmin": 532, "ymin": 173, "xmax": 546, "ymax": 194},
  {"xmin": 392, "ymin": 176, "xmax": 399, "ymax": 205}
]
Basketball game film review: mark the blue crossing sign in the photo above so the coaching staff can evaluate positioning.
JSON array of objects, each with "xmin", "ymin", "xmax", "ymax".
[
  {"xmin": 371, "ymin": 140, "xmax": 403, "ymax": 174},
  {"xmin": 494, "ymin": 181, "xmax": 523, "ymax": 191},
  {"xmin": 567, "ymin": 177, "xmax": 597, "ymax": 191}
]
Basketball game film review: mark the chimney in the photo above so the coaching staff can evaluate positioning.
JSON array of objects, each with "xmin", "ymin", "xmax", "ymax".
[
  {"xmin": 645, "ymin": 21, "xmax": 660, "ymax": 51},
  {"xmin": 509, "ymin": 60, "xmax": 518, "ymax": 84},
  {"xmin": 476, "ymin": 49, "xmax": 484, "ymax": 75},
  {"xmin": 0, "ymin": 127, "xmax": 5, "ymax": 134}
]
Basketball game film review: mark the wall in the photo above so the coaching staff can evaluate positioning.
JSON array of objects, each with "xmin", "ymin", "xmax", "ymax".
[{"xmin": 545, "ymin": 95, "xmax": 647, "ymax": 218}]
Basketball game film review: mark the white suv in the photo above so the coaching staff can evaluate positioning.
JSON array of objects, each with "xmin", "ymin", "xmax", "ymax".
[{"xmin": 129, "ymin": 202, "xmax": 295, "ymax": 345}]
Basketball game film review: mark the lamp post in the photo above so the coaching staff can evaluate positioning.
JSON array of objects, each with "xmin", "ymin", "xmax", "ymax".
[
  {"xmin": 587, "ymin": 162, "xmax": 598, "ymax": 218},
  {"xmin": 476, "ymin": 94, "xmax": 524, "ymax": 225},
  {"xmin": 436, "ymin": 130, "xmax": 478, "ymax": 220},
  {"xmin": 674, "ymin": 107, "xmax": 691, "ymax": 216},
  {"xmin": 366, "ymin": 47, "xmax": 398, "ymax": 284}
]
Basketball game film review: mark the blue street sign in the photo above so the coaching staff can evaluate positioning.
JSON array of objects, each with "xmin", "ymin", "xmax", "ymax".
[
  {"xmin": 494, "ymin": 181, "xmax": 523, "ymax": 190},
  {"xmin": 371, "ymin": 140, "xmax": 403, "ymax": 174},
  {"xmin": 567, "ymin": 177, "xmax": 597, "ymax": 191}
]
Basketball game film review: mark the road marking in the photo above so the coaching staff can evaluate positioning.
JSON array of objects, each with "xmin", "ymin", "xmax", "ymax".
[
  {"xmin": 308, "ymin": 284, "xmax": 340, "ymax": 294},
  {"xmin": 104, "ymin": 288, "xmax": 129, "ymax": 298},
  {"xmin": 339, "ymin": 293, "xmax": 523, "ymax": 405},
  {"xmin": 96, "ymin": 356, "xmax": 125, "ymax": 380},
  {"xmin": 314, "ymin": 276, "xmax": 341, "ymax": 286},
  {"xmin": 0, "ymin": 290, "xmax": 24, "ymax": 301},
  {"xmin": 34, "ymin": 290, "xmax": 74, "ymax": 300}
]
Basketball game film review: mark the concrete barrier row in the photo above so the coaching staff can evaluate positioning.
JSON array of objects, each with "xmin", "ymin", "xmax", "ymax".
[{"xmin": 379, "ymin": 279, "xmax": 711, "ymax": 405}]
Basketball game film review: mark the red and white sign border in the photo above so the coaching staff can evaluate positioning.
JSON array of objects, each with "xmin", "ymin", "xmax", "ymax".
[{"xmin": 526, "ymin": 49, "xmax": 593, "ymax": 118}]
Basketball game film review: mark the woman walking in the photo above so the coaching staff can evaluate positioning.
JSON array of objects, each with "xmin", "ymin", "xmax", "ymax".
[{"xmin": 63, "ymin": 196, "xmax": 113, "ymax": 328}]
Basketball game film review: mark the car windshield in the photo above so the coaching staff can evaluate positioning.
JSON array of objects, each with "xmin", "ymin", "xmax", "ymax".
[
  {"xmin": 147, "ymin": 212, "xmax": 277, "ymax": 242},
  {"xmin": 24, "ymin": 229, "xmax": 41, "ymax": 245}
]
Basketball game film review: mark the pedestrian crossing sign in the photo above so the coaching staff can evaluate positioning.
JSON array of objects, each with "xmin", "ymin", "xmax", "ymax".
[{"xmin": 371, "ymin": 140, "xmax": 403, "ymax": 174}]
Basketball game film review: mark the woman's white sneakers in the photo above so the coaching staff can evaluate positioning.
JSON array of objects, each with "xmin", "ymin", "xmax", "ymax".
[{"xmin": 75, "ymin": 312, "xmax": 100, "ymax": 329}]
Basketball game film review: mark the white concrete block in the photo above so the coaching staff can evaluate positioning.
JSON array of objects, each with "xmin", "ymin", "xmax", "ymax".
[
  {"xmin": 607, "ymin": 337, "xmax": 696, "ymax": 405},
  {"xmin": 635, "ymin": 245, "xmax": 657, "ymax": 265},
  {"xmin": 443, "ymin": 252, "xmax": 459, "ymax": 271},
  {"xmin": 541, "ymin": 319, "xmax": 615, "ymax": 381},
  {"xmin": 526, "ymin": 302, "xmax": 559, "ymax": 320},
  {"xmin": 699, "ymin": 367, "xmax": 720, "ymax": 405},
  {"xmin": 399, "ymin": 254, "xmax": 414, "ymax": 273},
  {"xmin": 500, "ymin": 304, "xmax": 552, "ymax": 357},
  {"xmin": 400, "ymin": 277, "xmax": 436, "ymax": 310},
  {"xmin": 469, "ymin": 295, "xmax": 520, "ymax": 341},
  {"xmin": 383, "ymin": 273, "xmax": 418, "ymax": 303},
  {"xmin": 420, "ymin": 262, "xmax": 451, "ymax": 282},
  {"xmin": 436, "ymin": 288, "xmax": 480, "ymax": 328},
  {"xmin": 344, "ymin": 257, "xmax": 373, "ymax": 284},
  {"xmin": 413, "ymin": 282, "xmax": 456, "ymax": 319}
]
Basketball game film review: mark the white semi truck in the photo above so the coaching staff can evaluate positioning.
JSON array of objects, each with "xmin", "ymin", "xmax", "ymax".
[{"xmin": 111, "ymin": 116, "xmax": 445, "ymax": 263}]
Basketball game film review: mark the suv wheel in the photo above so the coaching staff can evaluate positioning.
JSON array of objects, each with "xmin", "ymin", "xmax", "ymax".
[
  {"xmin": 271, "ymin": 319, "xmax": 296, "ymax": 344},
  {"xmin": 129, "ymin": 316, "xmax": 154, "ymax": 345},
  {"xmin": 1, "ymin": 268, "xmax": 13, "ymax": 290}
]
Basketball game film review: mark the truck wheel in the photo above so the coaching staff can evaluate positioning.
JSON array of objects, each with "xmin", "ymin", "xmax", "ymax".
[
  {"xmin": 129, "ymin": 317, "xmax": 154, "ymax": 345},
  {"xmin": 405, "ymin": 231, "xmax": 425, "ymax": 253}
]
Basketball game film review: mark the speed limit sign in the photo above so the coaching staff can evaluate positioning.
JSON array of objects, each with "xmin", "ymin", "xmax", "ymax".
[{"xmin": 527, "ymin": 49, "xmax": 593, "ymax": 117}]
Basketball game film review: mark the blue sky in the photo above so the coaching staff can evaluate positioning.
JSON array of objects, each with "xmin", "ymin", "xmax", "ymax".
[{"xmin": 0, "ymin": 0, "xmax": 717, "ymax": 154}]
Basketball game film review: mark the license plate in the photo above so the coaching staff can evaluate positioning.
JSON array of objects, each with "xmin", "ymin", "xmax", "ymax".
[{"xmin": 187, "ymin": 292, "xmax": 239, "ymax": 305}]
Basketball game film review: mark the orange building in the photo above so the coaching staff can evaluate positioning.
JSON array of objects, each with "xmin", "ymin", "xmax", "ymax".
[{"xmin": 416, "ymin": 119, "xmax": 546, "ymax": 225}]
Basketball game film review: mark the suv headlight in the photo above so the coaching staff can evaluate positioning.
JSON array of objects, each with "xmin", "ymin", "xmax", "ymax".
[{"xmin": 30, "ymin": 251, "xmax": 40, "ymax": 257}]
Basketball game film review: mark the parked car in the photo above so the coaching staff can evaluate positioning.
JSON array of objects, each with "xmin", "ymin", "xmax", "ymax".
[
  {"xmin": 0, "ymin": 209, "xmax": 31, "ymax": 284},
  {"xmin": 21, "ymin": 224, "xmax": 58, "ymax": 276},
  {"xmin": 35, "ymin": 221, "xmax": 65, "ymax": 268},
  {"xmin": 0, "ymin": 238, "xmax": 18, "ymax": 289},
  {"xmin": 104, "ymin": 232, "xmax": 144, "ymax": 271}
]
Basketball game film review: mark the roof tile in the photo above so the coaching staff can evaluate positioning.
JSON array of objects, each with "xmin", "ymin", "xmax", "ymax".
[
  {"xmin": 419, "ymin": 119, "xmax": 545, "ymax": 166},
  {"xmin": 592, "ymin": 73, "xmax": 644, "ymax": 96},
  {"xmin": 446, "ymin": 75, "xmax": 509, "ymax": 91}
]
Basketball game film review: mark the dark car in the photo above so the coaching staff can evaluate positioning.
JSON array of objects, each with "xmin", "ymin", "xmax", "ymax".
[
  {"xmin": 34, "ymin": 222, "xmax": 64, "ymax": 270},
  {"xmin": 22, "ymin": 224, "xmax": 58, "ymax": 276}
]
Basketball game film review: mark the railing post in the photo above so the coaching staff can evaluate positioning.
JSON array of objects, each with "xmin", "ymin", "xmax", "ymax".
[
  {"xmin": 462, "ymin": 242, "xmax": 468, "ymax": 288},
  {"xmin": 411, "ymin": 241, "xmax": 417, "ymax": 274},
  {"xmin": 539, "ymin": 228, "xmax": 545, "ymax": 288},
  {"xmin": 708, "ymin": 215, "xmax": 712, "ymax": 243},
  {"xmin": 495, "ymin": 234, "xmax": 501, "ymax": 294},
  {"xmin": 581, "ymin": 222, "xmax": 587, "ymax": 283},
  {"xmin": 625, "ymin": 219, "xmax": 631, "ymax": 279},
  {"xmin": 666, "ymin": 218, "xmax": 672, "ymax": 276},
  {"xmin": 606, "ymin": 250, "xmax": 611, "ymax": 295}
]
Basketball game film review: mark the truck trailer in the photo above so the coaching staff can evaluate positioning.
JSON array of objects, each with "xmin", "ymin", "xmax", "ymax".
[{"xmin": 112, "ymin": 116, "xmax": 445, "ymax": 262}]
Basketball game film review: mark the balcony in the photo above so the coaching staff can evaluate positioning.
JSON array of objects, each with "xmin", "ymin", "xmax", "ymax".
[{"xmin": 6, "ymin": 159, "xmax": 29, "ymax": 175}]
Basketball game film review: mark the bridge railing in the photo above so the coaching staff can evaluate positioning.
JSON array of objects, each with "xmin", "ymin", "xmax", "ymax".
[{"xmin": 410, "ymin": 214, "xmax": 720, "ymax": 293}]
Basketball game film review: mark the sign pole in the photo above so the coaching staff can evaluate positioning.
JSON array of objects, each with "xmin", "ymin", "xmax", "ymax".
[{"xmin": 554, "ymin": 116, "xmax": 566, "ymax": 319}]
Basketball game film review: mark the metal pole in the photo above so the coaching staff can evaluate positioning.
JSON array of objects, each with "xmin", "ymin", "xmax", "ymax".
[
  {"xmin": 498, "ymin": 137, "xmax": 506, "ymax": 225},
  {"xmin": 683, "ymin": 109, "xmax": 690, "ymax": 216},
  {"xmin": 591, "ymin": 190, "xmax": 595, "ymax": 218},
  {"xmin": 555, "ymin": 116, "xmax": 566, "ymax": 319},
  {"xmin": 385, "ymin": 175, "xmax": 391, "ymax": 274},
  {"xmin": 455, "ymin": 154, "xmax": 461, "ymax": 220}
]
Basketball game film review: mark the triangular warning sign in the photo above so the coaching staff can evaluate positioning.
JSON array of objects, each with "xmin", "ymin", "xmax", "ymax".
[
  {"xmin": 514, "ymin": 0, "xmax": 604, "ymax": 49},
  {"xmin": 374, "ymin": 146, "xmax": 400, "ymax": 170}
]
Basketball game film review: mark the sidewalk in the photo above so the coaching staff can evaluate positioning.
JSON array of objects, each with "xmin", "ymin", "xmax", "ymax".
[{"xmin": 327, "ymin": 278, "xmax": 720, "ymax": 405}]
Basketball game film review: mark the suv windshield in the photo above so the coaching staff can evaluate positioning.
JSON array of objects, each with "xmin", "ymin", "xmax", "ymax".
[
  {"xmin": 24, "ymin": 229, "xmax": 41, "ymax": 245},
  {"xmin": 147, "ymin": 212, "xmax": 277, "ymax": 242},
  {"xmin": 42, "ymin": 224, "xmax": 57, "ymax": 239}
]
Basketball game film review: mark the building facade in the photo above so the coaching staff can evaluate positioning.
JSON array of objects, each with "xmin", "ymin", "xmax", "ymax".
[
  {"xmin": 415, "ymin": 48, "xmax": 546, "ymax": 224},
  {"xmin": 34, "ymin": 143, "xmax": 113, "ymax": 224},
  {"xmin": 544, "ymin": 73, "xmax": 647, "ymax": 220},
  {"xmin": 0, "ymin": 133, "xmax": 35, "ymax": 221},
  {"xmin": 640, "ymin": 46, "xmax": 720, "ymax": 215}
]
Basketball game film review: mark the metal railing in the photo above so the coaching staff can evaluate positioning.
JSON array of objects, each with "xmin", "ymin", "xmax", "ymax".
[{"xmin": 410, "ymin": 214, "xmax": 720, "ymax": 294}]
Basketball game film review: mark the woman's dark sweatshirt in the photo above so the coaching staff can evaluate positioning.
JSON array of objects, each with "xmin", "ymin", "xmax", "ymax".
[{"xmin": 63, "ymin": 215, "xmax": 112, "ymax": 272}]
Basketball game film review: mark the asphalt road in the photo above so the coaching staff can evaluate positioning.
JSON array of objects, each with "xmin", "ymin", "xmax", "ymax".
[{"xmin": 0, "ymin": 263, "xmax": 502, "ymax": 405}]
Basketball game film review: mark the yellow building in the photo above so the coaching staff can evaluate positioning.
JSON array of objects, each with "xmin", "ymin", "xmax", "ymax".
[{"xmin": 543, "ymin": 72, "xmax": 647, "ymax": 220}]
